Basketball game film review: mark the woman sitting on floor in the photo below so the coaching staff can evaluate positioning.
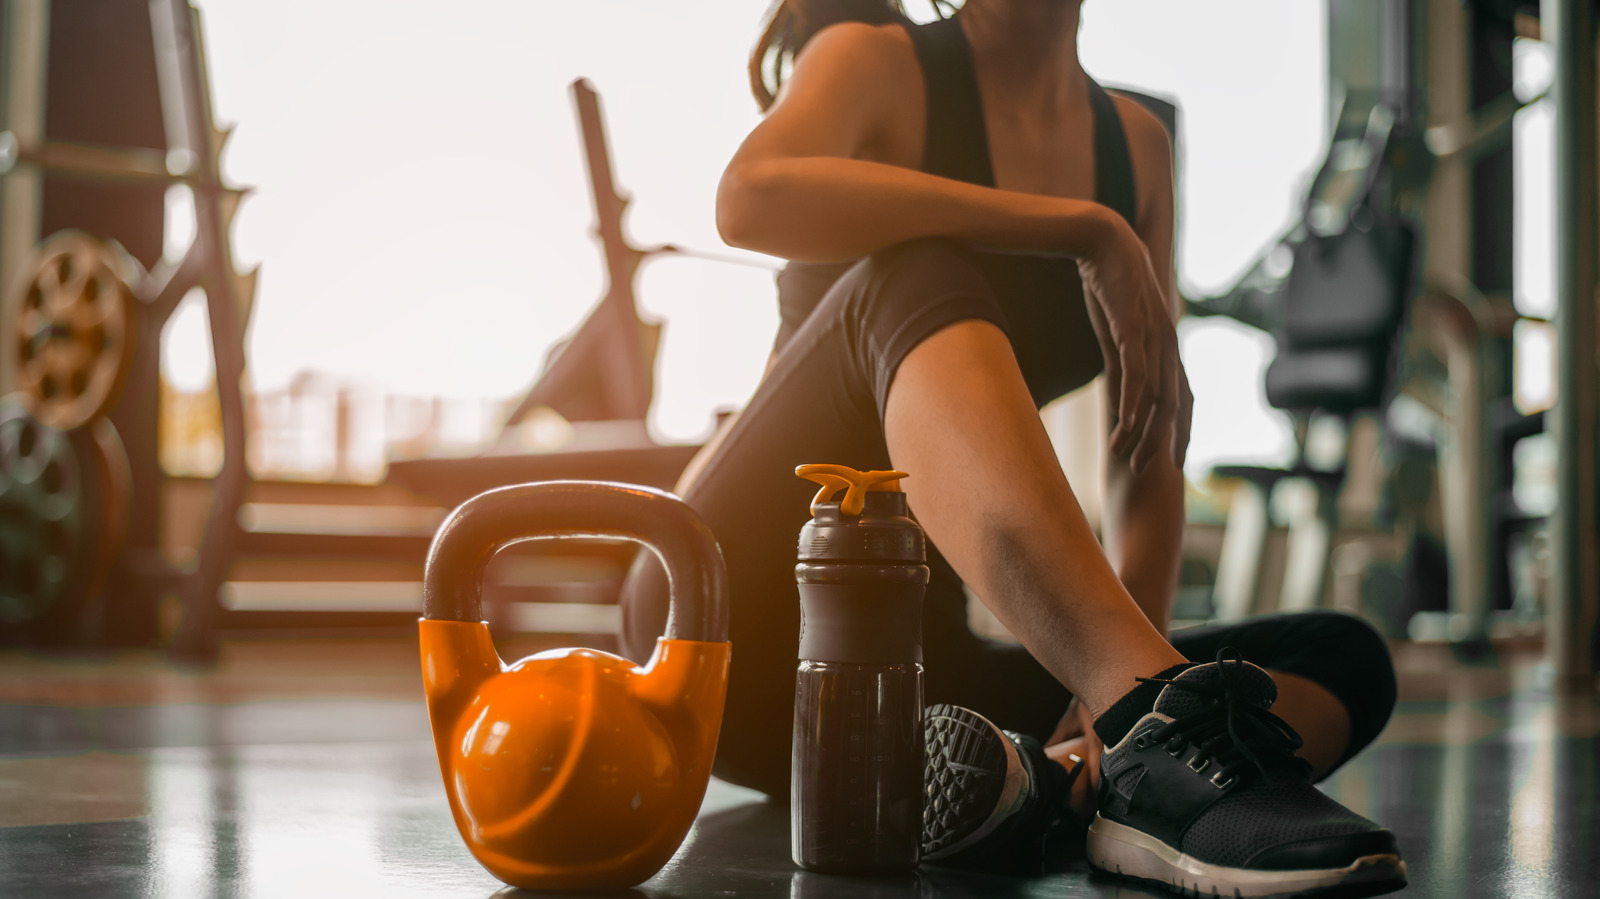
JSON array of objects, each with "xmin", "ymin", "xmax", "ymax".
[{"xmin": 622, "ymin": 2, "xmax": 1405, "ymax": 895}]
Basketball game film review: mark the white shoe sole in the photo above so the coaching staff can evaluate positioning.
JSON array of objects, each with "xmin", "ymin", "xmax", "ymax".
[{"xmin": 1086, "ymin": 814, "xmax": 1407, "ymax": 898}]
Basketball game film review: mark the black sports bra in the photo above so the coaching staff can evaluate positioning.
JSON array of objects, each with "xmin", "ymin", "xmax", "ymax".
[
  {"xmin": 911, "ymin": 15, "xmax": 1137, "ymax": 222},
  {"xmin": 772, "ymin": 14, "xmax": 1141, "ymax": 363}
]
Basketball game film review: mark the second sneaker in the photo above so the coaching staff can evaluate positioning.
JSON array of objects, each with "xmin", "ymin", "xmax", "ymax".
[{"xmin": 1087, "ymin": 653, "xmax": 1406, "ymax": 898}]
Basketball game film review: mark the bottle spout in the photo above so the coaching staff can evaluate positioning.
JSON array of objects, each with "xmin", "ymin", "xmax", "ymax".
[{"xmin": 796, "ymin": 464, "xmax": 908, "ymax": 516}]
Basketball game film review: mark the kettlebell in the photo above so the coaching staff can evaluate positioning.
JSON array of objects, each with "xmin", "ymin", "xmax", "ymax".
[{"xmin": 419, "ymin": 480, "xmax": 731, "ymax": 891}]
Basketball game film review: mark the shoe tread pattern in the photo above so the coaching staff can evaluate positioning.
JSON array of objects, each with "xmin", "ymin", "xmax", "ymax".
[{"xmin": 921, "ymin": 703, "xmax": 1008, "ymax": 855}]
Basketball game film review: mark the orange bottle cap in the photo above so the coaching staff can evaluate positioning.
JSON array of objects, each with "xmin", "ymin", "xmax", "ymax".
[{"xmin": 795, "ymin": 463, "xmax": 909, "ymax": 516}]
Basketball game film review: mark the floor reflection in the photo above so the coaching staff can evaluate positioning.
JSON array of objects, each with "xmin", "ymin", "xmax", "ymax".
[{"xmin": 0, "ymin": 639, "xmax": 1593, "ymax": 898}]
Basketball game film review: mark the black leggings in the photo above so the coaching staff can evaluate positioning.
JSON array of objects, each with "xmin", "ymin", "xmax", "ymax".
[{"xmin": 620, "ymin": 239, "xmax": 1397, "ymax": 798}]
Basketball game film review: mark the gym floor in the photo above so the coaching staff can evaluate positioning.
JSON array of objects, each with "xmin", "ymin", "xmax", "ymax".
[{"xmin": 0, "ymin": 636, "xmax": 1594, "ymax": 898}]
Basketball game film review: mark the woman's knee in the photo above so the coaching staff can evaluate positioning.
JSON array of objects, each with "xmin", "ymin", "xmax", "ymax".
[
  {"xmin": 837, "ymin": 239, "xmax": 1009, "ymax": 416},
  {"xmin": 866, "ymin": 237, "xmax": 981, "ymax": 278},
  {"xmin": 848, "ymin": 238, "xmax": 997, "ymax": 323},
  {"xmin": 1190, "ymin": 610, "xmax": 1398, "ymax": 757},
  {"xmin": 1303, "ymin": 612, "xmax": 1395, "ymax": 700},
  {"xmin": 1278, "ymin": 611, "xmax": 1398, "ymax": 756}
]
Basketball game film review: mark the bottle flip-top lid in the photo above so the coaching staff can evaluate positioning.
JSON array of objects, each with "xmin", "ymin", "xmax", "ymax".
[{"xmin": 795, "ymin": 464, "xmax": 925, "ymax": 563}]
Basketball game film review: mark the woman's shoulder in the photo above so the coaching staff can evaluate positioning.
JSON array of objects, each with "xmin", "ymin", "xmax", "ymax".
[
  {"xmin": 794, "ymin": 20, "xmax": 920, "ymax": 87},
  {"xmin": 1107, "ymin": 92, "xmax": 1175, "ymax": 234},
  {"xmin": 777, "ymin": 21, "xmax": 925, "ymax": 168},
  {"xmin": 1107, "ymin": 93, "xmax": 1174, "ymax": 161}
]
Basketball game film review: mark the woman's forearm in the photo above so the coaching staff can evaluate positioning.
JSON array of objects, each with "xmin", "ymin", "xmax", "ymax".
[
  {"xmin": 1102, "ymin": 453, "xmax": 1185, "ymax": 634},
  {"xmin": 717, "ymin": 155, "xmax": 1117, "ymax": 263}
]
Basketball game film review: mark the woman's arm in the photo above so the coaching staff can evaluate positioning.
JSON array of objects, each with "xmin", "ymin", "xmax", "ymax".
[
  {"xmin": 721, "ymin": 156, "xmax": 1121, "ymax": 263},
  {"xmin": 716, "ymin": 23, "xmax": 1120, "ymax": 264},
  {"xmin": 1044, "ymin": 101, "xmax": 1189, "ymax": 808},
  {"xmin": 720, "ymin": 23, "xmax": 1185, "ymax": 468},
  {"xmin": 1100, "ymin": 97, "xmax": 1188, "ymax": 633}
]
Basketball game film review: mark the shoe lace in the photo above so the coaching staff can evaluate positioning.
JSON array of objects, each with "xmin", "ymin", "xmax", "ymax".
[{"xmin": 1135, "ymin": 647, "xmax": 1309, "ymax": 786}]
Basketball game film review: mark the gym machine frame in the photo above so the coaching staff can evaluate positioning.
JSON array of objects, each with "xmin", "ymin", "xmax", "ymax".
[
  {"xmin": 1198, "ymin": 1, "xmax": 1588, "ymax": 666},
  {"xmin": 0, "ymin": 0, "xmax": 255, "ymax": 658}
]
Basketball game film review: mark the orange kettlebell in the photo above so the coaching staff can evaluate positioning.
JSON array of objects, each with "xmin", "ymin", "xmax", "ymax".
[{"xmin": 419, "ymin": 481, "xmax": 731, "ymax": 891}]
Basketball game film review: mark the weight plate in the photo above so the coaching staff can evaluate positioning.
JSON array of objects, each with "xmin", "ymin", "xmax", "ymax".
[
  {"xmin": 5, "ymin": 231, "xmax": 138, "ymax": 432},
  {"xmin": 0, "ymin": 399, "xmax": 97, "ymax": 627}
]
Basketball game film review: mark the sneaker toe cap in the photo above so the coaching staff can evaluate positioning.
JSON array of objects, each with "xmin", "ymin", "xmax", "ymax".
[{"xmin": 1244, "ymin": 828, "xmax": 1402, "ymax": 871}]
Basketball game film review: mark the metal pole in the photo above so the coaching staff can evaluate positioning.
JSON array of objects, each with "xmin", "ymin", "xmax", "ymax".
[
  {"xmin": 0, "ymin": 0, "xmax": 50, "ymax": 392},
  {"xmin": 1548, "ymin": 0, "xmax": 1599, "ymax": 686}
]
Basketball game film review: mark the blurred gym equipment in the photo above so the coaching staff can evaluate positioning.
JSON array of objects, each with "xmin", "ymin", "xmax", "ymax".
[
  {"xmin": 0, "ymin": 230, "xmax": 139, "ymax": 641},
  {"xmin": 1202, "ymin": 101, "xmax": 1418, "ymax": 622},
  {"xmin": 386, "ymin": 79, "xmax": 705, "ymax": 508},
  {"xmin": 7, "ymin": 231, "xmax": 139, "ymax": 432},
  {"xmin": 0, "ymin": 398, "xmax": 131, "ymax": 638},
  {"xmin": 1190, "ymin": 1, "xmax": 1594, "ymax": 680},
  {"xmin": 1, "ymin": 6, "xmax": 716, "ymax": 655},
  {"xmin": 0, "ymin": 0, "xmax": 253, "ymax": 657}
]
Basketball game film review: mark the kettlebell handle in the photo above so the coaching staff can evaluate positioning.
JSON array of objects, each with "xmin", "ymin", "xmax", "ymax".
[{"xmin": 422, "ymin": 480, "xmax": 729, "ymax": 643}]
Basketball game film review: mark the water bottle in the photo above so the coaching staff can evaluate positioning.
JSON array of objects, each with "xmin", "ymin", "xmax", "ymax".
[{"xmin": 790, "ymin": 463, "xmax": 929, "ymax": 874}]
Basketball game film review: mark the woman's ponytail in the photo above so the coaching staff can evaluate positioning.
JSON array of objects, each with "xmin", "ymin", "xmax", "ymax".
[{"xmin": 750, "ymin": 1, "xmax": 952, "ymax": 111}]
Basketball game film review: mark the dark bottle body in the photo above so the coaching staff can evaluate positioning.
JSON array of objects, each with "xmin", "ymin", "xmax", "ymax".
[
  {"xmin": 791, "ymin": 659, "xmax": 923, "ymax": 873},
  {"xmin": 791, "ymin": 554, "xmax": 927, "ymax": 874}
]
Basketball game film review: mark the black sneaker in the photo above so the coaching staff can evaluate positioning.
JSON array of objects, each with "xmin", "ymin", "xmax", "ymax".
[
  {"xmin": 1087, "ymin": 653, "xmax": 1407, "ymax": 898},
  {"xmin": 922, "ymin": 703, "xmax": 1080, "ymax": 870}
]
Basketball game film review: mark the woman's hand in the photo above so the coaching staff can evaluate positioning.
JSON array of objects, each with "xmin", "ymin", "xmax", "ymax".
[
  {"xmin": 1046, "ymin": 697, "xmax": 1101, "ymax": 815},
  {"xmin": 1077, "ymin": 215, "xmax": 1193, "ymax": 474}
]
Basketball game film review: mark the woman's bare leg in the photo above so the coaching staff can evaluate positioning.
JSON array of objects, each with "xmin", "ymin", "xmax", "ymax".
[
  {"xmin": 883, "ymin": 319, "xmax": 1185, "ymax": 717},
  {"xmin": 1269, "ymin": 672, "xmax": 1353, "ymax": 779},
  {"xmin": 882, "ymin": 319, "xmax": 1364, "ymax": 798}
]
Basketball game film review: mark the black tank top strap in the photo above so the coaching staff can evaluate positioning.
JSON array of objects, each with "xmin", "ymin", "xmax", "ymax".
[
  {"xmin": 903, "ymin": 16, "xmax": 995, "ymax": 188},
  {"xmin": 1088, "ymin": 80, "xmax": 1139, "ymax": 231}
]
